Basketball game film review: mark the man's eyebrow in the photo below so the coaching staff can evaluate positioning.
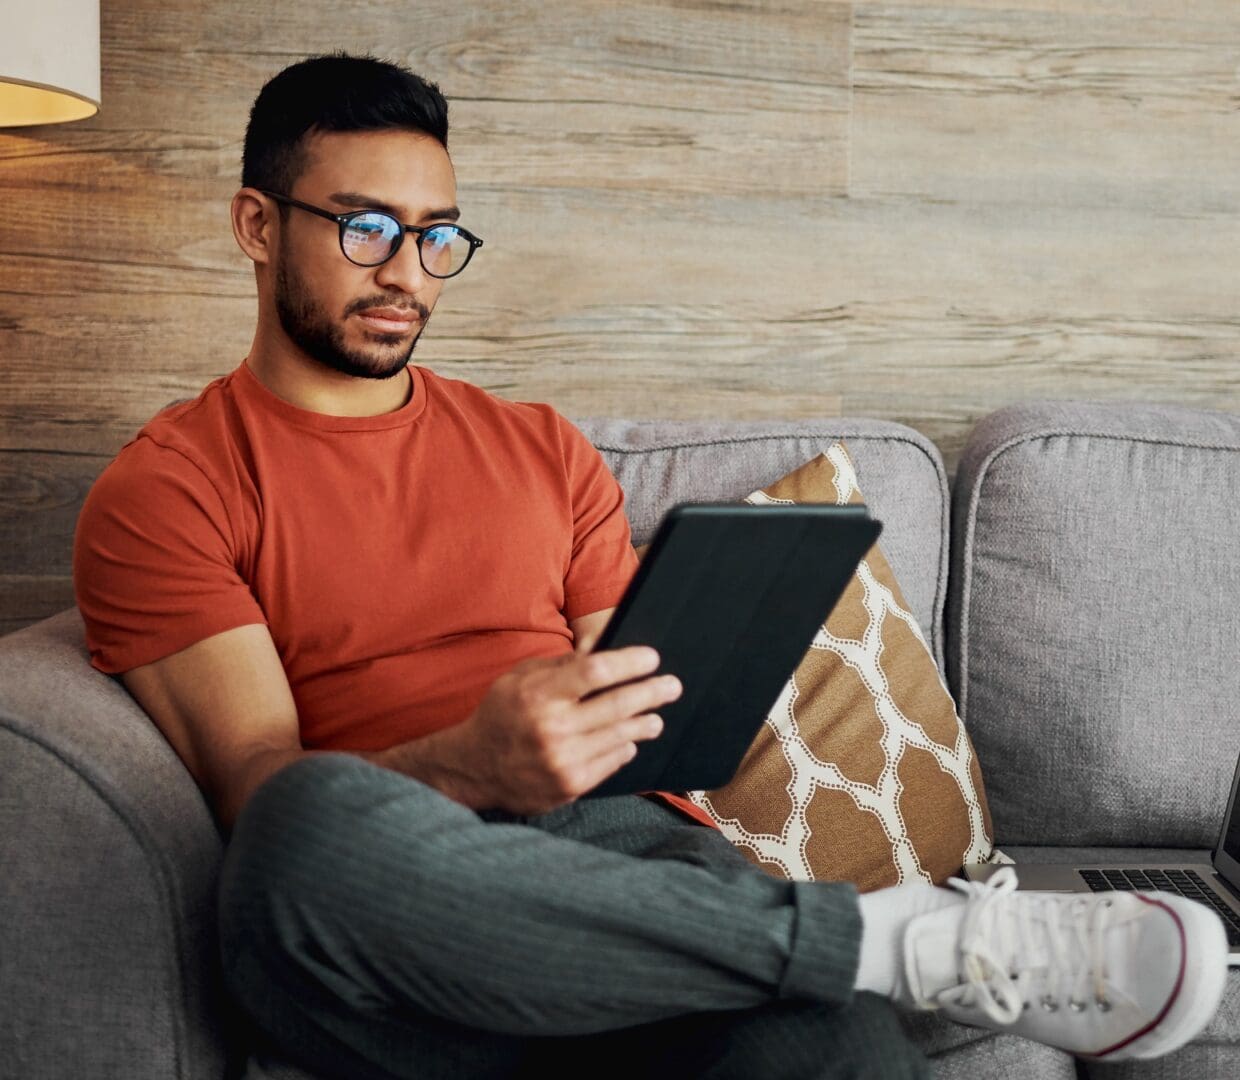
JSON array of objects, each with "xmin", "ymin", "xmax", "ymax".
[{"xmin": 327, "ymin": 191, "xmax": 461, "ymax": 222}]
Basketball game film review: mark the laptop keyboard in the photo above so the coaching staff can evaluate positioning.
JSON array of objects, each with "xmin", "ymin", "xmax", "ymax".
[{"xmin": 1078, "ymin": 868, "xmax": 1240, "ymax": 946}]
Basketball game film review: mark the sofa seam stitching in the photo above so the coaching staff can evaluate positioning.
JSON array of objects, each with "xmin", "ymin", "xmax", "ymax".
[{"xmin": 584, "ymin": 427, "xmax": 924, "ymax": 454}]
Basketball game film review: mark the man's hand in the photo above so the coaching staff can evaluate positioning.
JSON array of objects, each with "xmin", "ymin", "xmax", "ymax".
[{"xmin": 453, "ymin": 644, "xmax": 682, "ymax": 815}]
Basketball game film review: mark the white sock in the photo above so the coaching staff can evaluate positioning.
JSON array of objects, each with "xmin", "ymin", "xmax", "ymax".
[{"xmin": 855, "ymin": 882, "xmax": 966, "ymax": 1002}]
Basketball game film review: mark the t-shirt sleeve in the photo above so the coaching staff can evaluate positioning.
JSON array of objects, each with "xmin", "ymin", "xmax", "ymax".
[
  {"xmin": 557, "ymin": 416, "xmax": 640, "ymax": 621},
  {"xmin": 72, "ymin": 436, "xmax": 268, "ymax": 676}
]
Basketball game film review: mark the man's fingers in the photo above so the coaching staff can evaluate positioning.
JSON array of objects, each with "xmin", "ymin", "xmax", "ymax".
[
  {"xmin": 582, "ymin": 712, "xmax": 663, "ymax": 762},
  {"xmin": 571, "ymin": 713, "xmax": 665, "ymax": 791},
  {"xmin": 574, "ymin": 673, "xmax": 681, "ymax": 734},
  {"xmin": 625, "ymin": 711, "xmax": 665, "ymax": 742},
  {"xmin": 577, "ymin": 741, "xmax": 640, "ymax": 795},
  {"xmin": 572, "ymin": 645, "xmax": 662, "ymax": 700}
]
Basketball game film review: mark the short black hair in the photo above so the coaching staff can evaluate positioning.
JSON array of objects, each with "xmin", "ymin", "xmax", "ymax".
[{"xmin": 241, "ymin": 51, "xmax": 449, "ymax": 214}]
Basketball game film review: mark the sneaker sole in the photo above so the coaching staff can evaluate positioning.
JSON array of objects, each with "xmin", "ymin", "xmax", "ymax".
[{"xmin": 1087, "ymin": 892, "xmax": 1228, "ymax": 1061}]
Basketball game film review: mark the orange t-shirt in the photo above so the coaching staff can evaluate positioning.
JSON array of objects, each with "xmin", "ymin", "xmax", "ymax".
[{"xmin": 72, "ymin": 358, "xmax": 716, "ymax": 829}]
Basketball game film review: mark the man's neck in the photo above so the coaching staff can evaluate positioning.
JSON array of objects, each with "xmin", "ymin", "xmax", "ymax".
[{"xmin": 244, "ymin": 353, "xmax": 413, "ymax": 417}]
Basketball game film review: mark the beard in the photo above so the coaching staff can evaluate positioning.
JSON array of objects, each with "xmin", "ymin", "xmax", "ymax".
[{"xmin": 273, "ymin": 244, "xmax": 430, "ymax": 381}]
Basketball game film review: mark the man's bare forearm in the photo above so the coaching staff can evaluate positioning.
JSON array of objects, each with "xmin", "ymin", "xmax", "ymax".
[{"xmin": 360, "ymin": 721, "xmax": 490, "ymax": 810}]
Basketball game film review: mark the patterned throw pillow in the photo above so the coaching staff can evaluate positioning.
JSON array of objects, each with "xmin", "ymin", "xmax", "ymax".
[{"xmin": 635, "ymin": 442, "xmax": 994, "ymax": 891}]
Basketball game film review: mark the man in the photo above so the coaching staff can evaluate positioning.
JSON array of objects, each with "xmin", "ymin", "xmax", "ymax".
[{"xmin": 72, "ymin": 51, "xmax": 1227, "ymax": 1080}]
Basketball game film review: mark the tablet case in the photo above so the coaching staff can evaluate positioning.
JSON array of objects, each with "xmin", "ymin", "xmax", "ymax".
[{"xmin": 581, "ymin": 502, "xmax": 883, "ymax": 799}]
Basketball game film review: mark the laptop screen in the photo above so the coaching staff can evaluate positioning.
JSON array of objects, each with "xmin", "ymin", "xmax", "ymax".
[
  {"xmin": 1226, "ymin": 806, "xmax": 1240, "ymax": 863},
  {"xmin": 1217, "ymin": 750, "xmax": 1240, "ymax": 887}
]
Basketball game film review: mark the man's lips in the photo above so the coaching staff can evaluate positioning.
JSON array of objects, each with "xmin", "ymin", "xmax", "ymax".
[{"xmin": 357, "ymin": 309, "xmax": 421, "ymax": 330}]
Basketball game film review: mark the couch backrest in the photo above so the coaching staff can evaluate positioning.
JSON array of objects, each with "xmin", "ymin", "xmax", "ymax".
[
  {"xmin": 571, "ymin": 416, "xmax": 951, "ymax": 676},
  {"xmin": 947, "ymin": 399, "xmax": 1240, "ymax": 847}
]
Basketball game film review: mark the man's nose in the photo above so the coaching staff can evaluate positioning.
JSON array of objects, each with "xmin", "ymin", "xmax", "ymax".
[{"xmin": 374, "ymin": 234, "xmax": 432, "ymax": 295}]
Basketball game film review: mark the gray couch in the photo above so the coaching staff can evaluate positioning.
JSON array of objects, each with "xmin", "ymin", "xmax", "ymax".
[{"xmin": 1, "ymin": 399, "xmax": 1237, "ymax": 1079}]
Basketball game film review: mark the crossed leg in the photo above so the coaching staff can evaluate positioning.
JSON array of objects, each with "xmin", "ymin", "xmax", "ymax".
[{"xmin": 217, "ymin": 752, "xmax": 929, "ymax": 1080}]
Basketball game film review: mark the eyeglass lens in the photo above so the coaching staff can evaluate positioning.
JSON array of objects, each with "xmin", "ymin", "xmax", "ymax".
[{"xmin": 341, "ymin": 213, "xmax": 470, "ymax": 276}]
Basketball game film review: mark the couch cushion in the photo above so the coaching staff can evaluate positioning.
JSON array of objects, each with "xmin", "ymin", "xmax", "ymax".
[
  {"xmin": 897, "ymin": 1010, "xmax": 1077, "ymax": 1078},
  {"xmin": 573, "ymin": 417, "xmax": 952, "ymax": 674},
  {"xmin": 947, "ymin": 401, "xmax": 1240, "ymax": 847},
  {"xmin": 669, "ymin": 444, "xmax": 993, "ymax": 889}
]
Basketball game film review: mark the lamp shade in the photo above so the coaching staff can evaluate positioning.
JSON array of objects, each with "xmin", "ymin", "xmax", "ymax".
[{"xmin": 0, "ymin": 0, "xmax": 100, "ymax": 126}]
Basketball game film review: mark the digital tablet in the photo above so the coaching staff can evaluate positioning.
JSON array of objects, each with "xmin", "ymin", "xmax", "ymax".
[{"xmin": 580, "ymin": 502, "xmax": 883, "ymax": 799}]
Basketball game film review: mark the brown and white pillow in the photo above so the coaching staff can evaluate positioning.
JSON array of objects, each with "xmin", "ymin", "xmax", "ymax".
[{"xmin": 637, "ymin": 442, "xmax": 994, "ymax": 891}]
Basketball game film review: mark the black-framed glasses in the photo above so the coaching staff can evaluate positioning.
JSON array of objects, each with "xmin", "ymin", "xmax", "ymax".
[{"xmin": 258, "ymin": 188, "xmax": 484, "ymax": 278}]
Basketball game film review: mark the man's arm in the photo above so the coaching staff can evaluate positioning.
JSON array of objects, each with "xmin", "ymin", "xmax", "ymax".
[
  {"xmin": 120, "ymin": 622, "xmax": 493, "ymax": 834},
  {"xmin": 567, "ymin": 607, "xmax": 615, "ymax": 654},
  {"xmin": 119, "ymin": 622, "xmax": 310, "ymax": 836},
  {"xmin": 122, "ymin": 607, "xmax": 629, "ymax": 834}
]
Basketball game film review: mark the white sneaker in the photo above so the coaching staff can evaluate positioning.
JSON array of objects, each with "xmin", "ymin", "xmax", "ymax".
[{"xmin": 901, "ymin": 866, "xmax": 1229, "ymax": 1061}]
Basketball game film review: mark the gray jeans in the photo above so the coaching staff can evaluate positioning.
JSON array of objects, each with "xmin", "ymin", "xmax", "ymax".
[{"xmin": 217, "ymin": 752, "xmax": 930, "ymax": 1079}]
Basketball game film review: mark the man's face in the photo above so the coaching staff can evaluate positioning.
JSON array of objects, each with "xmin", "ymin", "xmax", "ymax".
[{"xmin": 269, "ymin": 129, "xmax": 459, "ymax": 381}]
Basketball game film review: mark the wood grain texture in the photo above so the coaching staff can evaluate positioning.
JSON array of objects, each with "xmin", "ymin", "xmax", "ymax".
[
  {"xmin": 3, "ymin": 0, "xmax": 1240, "ymax": 637},
  {"xmin": 0, "ymin": 0, "xmax": 852, "ymax": 635},
  {"xmin": 847, "ymin": 3, "xmax": 1240, "ymax": 429},
  {"xmin": 0, "ymin": 576, "xmax": 77, "ymax": 638},
  {"xmin": 852, "ymin": 1, "xmax": 1240, "ymax": 17}
]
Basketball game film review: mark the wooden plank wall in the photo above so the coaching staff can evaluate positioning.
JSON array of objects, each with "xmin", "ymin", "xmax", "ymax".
[{"xmin": 2, "ymin": 0, "xmax": 1239, "ymax": 634}]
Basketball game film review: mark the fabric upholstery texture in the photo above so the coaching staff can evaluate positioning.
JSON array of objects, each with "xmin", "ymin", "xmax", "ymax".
[
  {"xmin": 947, "ymin": 400, "xmax": 1240, "ymax": 847},
  {"xmin": 632, "ymin": 443, "xmax": 994, "ymax": 890},
  {"xmin": 0, "ymin": 606, "xmax": 243, "ymax": 1080}
]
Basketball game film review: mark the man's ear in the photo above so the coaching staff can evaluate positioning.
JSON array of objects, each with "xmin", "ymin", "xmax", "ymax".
[{"xmin": 231, "ymin": 187, "xmax": 278, "ymax": 268}]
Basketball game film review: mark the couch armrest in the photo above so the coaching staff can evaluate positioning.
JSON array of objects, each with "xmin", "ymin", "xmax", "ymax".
[{"xmin": 0, "ymin": 607, "xmax": 238, "ymax": 1079}]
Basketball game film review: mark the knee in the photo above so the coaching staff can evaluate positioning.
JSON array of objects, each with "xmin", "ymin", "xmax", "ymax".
[
  {"xmin": 238, "ymin": 750, "xmax": 382, "ymax": 835},
  {"xmin": 229, "ymin": 749, "xmax": 468, "ymax": 859},
  {"xmin": 217, "ymin": 753, "xmax": 354, "ymax": 942},
  {"xmin": 217, "ymin": 751, "xmax": 474, "ymax": 939},
  {"xmin": 221, "ymin": 753, "xmax": 355, "ymax": 881},
  {"xmin": 216, "ymin": 755, "xmax": 398, "ymax": 954}
]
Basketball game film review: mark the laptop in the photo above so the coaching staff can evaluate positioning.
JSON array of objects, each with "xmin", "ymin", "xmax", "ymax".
[{"xmin": 963, "ymin": 749, "xmax": 1240, "ymax": 965}]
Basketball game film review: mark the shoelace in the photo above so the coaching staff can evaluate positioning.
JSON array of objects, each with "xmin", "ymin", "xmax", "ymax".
[{"xmin": 935, "ymin": 866, "xmax": 1113, "ymax": 1024}]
